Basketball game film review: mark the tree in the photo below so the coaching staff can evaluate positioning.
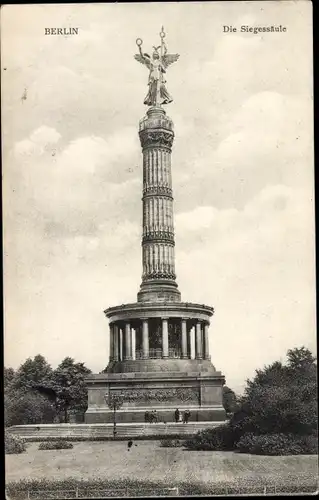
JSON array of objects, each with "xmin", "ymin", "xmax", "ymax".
[
  {"xmin": 51, "ymin": 357, "xmax": 91, "ymax": 423},
  {"xmin": 286, "ymin": 346, "xmax": 316, "ymax": 370},
  {"xmin": 4, "ymin": 367, "xmax": 16, "ymax": 391},
  {"xmin": 222, "ymin": 386, "xmax": 238, "ymax": 414},
  {"xmin": 5, "ymin": 390, "xmax": 56, "ymax": 427},
  {"xmin": 229, "ymin": 347, "xmax": 317, "ymax": 441},
  {"xmin": 12, "ymin": 355, "xmax": 53, "ymax": 390},
  {"xmin": 5, "ymin": 357, "xmax": 58, "ymax": 427}
]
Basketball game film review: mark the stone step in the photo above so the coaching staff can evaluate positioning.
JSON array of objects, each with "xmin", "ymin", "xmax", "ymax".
[{"xmin": 7, "ymin": 422, "xmax": 220, "ymax": 442}]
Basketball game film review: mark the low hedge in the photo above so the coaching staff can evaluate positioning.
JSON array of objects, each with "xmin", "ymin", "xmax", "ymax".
[
  {"xmin": 183, "ymin": 424, "xmax": 234, "ymax": 451},
  {"xmin": 6, "ymin": 474, "xmax": 318, "ymax": 499},
  {"xmin": 5, "ymin": 432, "xmax": 26, "ymax": 455},
  {"xmin": 159, "ymin": 438, "xmax": 185, "ymax": 447},
  {"xmin": 38, "ymin": 440, "xmax": 74, "ymax": 450},
  {"xmin": 236, "ymin": 432, "xmax": 318, "ymax": 456},
  {"xmin": 16, "ymin": 433, "xmax": 191, "ymax": 443}
]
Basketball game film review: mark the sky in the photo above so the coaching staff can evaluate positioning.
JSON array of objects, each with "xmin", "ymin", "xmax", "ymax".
[{"xmin": 2, "ymin": 1, "xmax": 315, "ymax": 393}]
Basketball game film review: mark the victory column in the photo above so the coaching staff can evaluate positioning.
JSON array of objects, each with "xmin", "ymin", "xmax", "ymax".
[{"xmin": 85, "ymin": 28, "xmax": 226, "ymax": 424}]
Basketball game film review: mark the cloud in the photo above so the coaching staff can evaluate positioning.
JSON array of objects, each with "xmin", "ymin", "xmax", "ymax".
[
  {"xmin": 175, "ymin": 185, "xmax": 315, "ymax": 390},
  {"xmin": 14, "ymin": 126, "xmax": 61, "ymax": 158},
  {"xmin": 30, "ymin": 125, "xmax": 61, "ymax": 146},
  {"xmin": 173, "ymin": 90, "xmax": 313, "ymax": 214},
  {"xmin": 9, "ymin": 124, "xmax": 141, "ymax": 241}
]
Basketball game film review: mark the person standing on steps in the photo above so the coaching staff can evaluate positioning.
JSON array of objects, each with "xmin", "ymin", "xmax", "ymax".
[
  {"xmin": 183, "ymin": 409, "xmax": 191, "ymax": 423},
  {"xmin": 174, "ymin": 408, "xmax": 180, "ymax": 423}
]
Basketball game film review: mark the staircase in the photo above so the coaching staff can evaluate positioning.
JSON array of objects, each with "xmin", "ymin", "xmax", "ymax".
[{"xmin": 7, "ymin": 422, "xmax": 221, "ymax": 442}]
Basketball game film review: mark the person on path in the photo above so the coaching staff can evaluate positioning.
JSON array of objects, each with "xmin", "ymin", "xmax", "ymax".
[
  {"xmin": 183, "ymin": 409, "xmax": 191, "ymax": 423},
  {"xmin": 174, "ymin": 408, "xmax": 180, "ymax": 423}
]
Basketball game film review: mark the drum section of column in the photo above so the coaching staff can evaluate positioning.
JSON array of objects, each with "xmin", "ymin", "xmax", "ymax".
[{"xmin": 142, "ymin": 146, "xmax": 176, "ymax": 281}]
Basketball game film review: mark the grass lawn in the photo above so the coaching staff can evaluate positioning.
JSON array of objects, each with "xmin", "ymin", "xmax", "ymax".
[{"xmin": 5, "ymin": 440, "xmax": 318, "ymax": 495}]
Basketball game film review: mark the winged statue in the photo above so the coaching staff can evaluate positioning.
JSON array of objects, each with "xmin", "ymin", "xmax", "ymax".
[{"xmin": 134, "ymin": 27, "xmax": 180, "ymax": 106}]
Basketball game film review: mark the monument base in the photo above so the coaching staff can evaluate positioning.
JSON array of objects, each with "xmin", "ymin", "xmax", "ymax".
[{"xmin": 85, "ymin": 366, "xmax": 226, "ymax": 424}]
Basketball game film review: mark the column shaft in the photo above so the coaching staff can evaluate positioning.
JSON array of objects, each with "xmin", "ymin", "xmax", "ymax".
[
  {"xmin": 109, "ymin": 324, "xmax": 114, "ymax": 361},
  {"xmin": 132, "ymin": 328, "xmax": 136, "ymax": 361},
  {"xmin": 204, "ymin": 323, "xmax": 210, "ymax": 360},
  {"xmin": 181, "ymin": 319, "xmax": 188, "ymax": 359},
  {"xmin": 142, "ymin": 320, "xmax": 149, "ymax": 359},
  {"xmin": 124, "ymin": 322, "xmax": 132, "ymax": 360},
  {"xmin": 195, "ymin": 322, "xmax": 203, "ymax": 359},
  {"xmin": 162, "ymin": 319, "xmax": 169, "ymax": 358},
  {"xmin": 190, "ymin": 326, "xmax": 195, "ymax": 359},
  {"xmin": 119, "ymin": 328, "xmax": 123, "ymax": 361},
  {"xmin": 113, "ymin": 324, "xmax": 119, "ymax": 361}
]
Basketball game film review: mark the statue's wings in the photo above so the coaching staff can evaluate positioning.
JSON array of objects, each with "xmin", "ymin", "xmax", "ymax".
[
  {"xmin": 134, "ymin": 54, "xmax": 151, "ymax": 70},
  {"xmin": 162, "ymin": 53, "xmax": 180, "ymax": 69}
]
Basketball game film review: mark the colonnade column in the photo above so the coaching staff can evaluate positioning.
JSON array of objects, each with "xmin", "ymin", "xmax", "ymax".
[
  {"xmin": 190, "ymin": 326, "xmax": 195, "ymax": 359},
  {"xmin": 195, "ymin": 321, "xmax": 203, "ymax": 359},
  {"xmin": 119, "ymin": 327, "xmax": 123, "ymax": 361},
  {"xmin": 181, "ymin": 319, "xmax": 188, "ymax": 359},
  {"xmin": 113, "ymin": 324, "xmax": 119, "ymax": 361},
  {"xmin": 142, "ymin": 319, "xmax": 149, "ymax": 359},
  {"xmin": 162, "ymin": 318, "xmax": 169, "ymax": 358},
  {"xmin": 204, "ymin": 322, "xmax": 210, "ymax": 360},
  {"xmin": 124, "ymin": 322, "xmax": 132, "ymax": 360},
  {"xmin": 109, "ymin": 324, "xmax": 114, "ymax": 361}
]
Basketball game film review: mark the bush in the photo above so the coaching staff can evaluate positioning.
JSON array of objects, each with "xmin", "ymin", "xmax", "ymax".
[
  {"xmin": 159, "ymin": 439, "xmax": 184, "ymax": 447},
  {"xmin": 5, "ymin": 390, "xmax": 56, "ymax": 427},
  {"xmin": 184, "ymin": 424, "xmax": 234, "ymax": 451},
  {"xmin": 294, "ymin": 433, "xmax": 318, "ymax": 455},
  {"xmin": 230, "ymin": 348, "xmax": 318, "ymax": 441},
  {"xmin": 235, "ymin": 432, "xmax": 318, "ymax": 456},
  {"xmin": 5, "ymin": 432, "xmax": 26, "ymax": 454},
  {"xmin": 38, "ymin": 440, "xmax": 73, "ymax": 450}
]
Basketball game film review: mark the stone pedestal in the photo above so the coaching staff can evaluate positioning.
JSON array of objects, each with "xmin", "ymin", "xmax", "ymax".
[{"xmin": 85, "ymin": 362, "xmax": 226, "ymax": 424}]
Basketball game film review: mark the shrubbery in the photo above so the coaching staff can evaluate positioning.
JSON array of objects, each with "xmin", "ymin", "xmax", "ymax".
[
  {"xmin": 159, "ymin": 438, "xmax": 184, "ymax": 447},
  {"xmin": 38, "ymin": 440, "xmax": 74, "ymax": 450},
  {"xmin": 5, "ymin": 391, "xmax": 56, "ymax": 427},
  {"xmin": 236, "ymin": 433, "xmax": 300, "ymax": 455},
  {"xmin": 184, "ymin": 424, "xmax": 234, "ymax": 451},
  {"xmin": 236, "ymin": 432, "xmax": 318, "ymax": 455},
  {"xmin": 185, "ymin": 347, "xmax": 317, "ymax": 455},
  {"xmin": 5, "ymin": 432, "xmax": 26, "ymax": 454},
  {"xmin": 296, "ymin": 433, "xmax": 318, "ymax": 455},
  {"xmin": 6, "ymin": 474, "xmax": 319, "ymax": 499}
]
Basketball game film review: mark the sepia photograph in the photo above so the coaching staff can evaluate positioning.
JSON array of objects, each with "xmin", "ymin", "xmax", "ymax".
[{"xmin": 2, "ymin": 1, "xmax": 317, "ymax": 498}]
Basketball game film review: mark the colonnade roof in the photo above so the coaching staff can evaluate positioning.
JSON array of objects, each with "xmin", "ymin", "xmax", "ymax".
[{"xmin": 104, "ymin": 301, "xmax": 214, "ymax": 323}]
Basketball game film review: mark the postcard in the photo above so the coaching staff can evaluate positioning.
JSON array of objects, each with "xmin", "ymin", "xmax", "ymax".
[{"xmin": 2, "ymin": 1, "xmax": 317, "ymax": 498}]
